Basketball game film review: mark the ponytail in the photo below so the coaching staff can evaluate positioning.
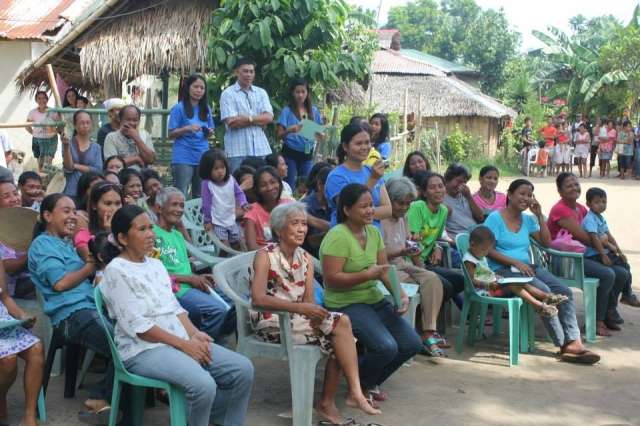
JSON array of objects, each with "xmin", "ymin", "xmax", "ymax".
[{"xmin": 32, "ymin": 193, "xmax": 66, "ymax": 240}]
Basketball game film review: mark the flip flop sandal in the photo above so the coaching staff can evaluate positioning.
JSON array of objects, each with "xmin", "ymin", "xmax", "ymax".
[
  {"xmin": 546, "ymin": 294, "xmax": 569, "ymax": 306},
  {"xmin": 318, "ymin": 418, "xmax": 362, "ymax": 426},
  {"xmin": 368, "ymin": 387, "xmax": 388, "ymax": 402},
  {"xmin": 596, "ymin": 326, "xmax": 612, "ymax": 337},
  {"xmin": 433, "ymin": 332, "xmax": 451, "ymax": 348},
  {"xmin": 78, "ymin": 406, "xmax": 120, "ymax": 425},
  {"xmin": 560, "ymin": 350, "xmax": 600, "ymax": 365},
  {"xmin": 421, "ymin": 336, "xmax": 447, "ymax": 357}
]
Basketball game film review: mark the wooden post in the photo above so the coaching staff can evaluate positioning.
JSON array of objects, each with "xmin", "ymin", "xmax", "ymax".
[
  {"xmin": 45, "ymin": 64, "xmax": 62, "ymax": 107},
  {"xmin": 435, "ymin": 121, "xmax": 441, "ymax": 173},
  {"xmin": 403, "ymin": 89, "xmax": 408, "ymax": 161},
  {"xmin": 416, "ymin": 94, "xmax": 422, "ymax": 152}
]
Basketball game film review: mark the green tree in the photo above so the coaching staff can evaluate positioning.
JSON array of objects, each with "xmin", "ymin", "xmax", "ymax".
[
  {"xmin": 206, "ymin": 0, "xmax": 377, "ymax": 111},
  {"xmin": 600, "ymin": 25, "xmax": 640, "ymax": 112},
  {"xmin": 386, "ymin": 0, "xmax": 519, "ymax": 96}
]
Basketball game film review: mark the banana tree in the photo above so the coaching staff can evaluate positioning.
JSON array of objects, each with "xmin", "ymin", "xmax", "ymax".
[{"xmin": 532, "ymin": 26, "xmax": 627, "ymax": 106}]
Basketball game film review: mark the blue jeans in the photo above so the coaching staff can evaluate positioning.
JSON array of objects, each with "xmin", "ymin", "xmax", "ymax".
[
  {"xmin": 228, "ymin": 156, "xmax": 264, "ymax": 173},
  {"xmin": 124, "ymin": 343, "xmax": 253, "ymax": 426},
  {"xmin": 60, "ymin": 308, "xmax": 114, "ymax": 400},
  {"xmin": 172, "ymin": 164, "xmax": 202, "ymax": 198},
  {"xmin": 178, "ymin": 288, "xmax": 236, "ymax": 340},
  {"xmin": 635, "ymin": 148, "xmax": 640, "ymax": 176},
  {"xmin": 282, "ymin": 154, "xmax": 313, "ymax": 189},
  {"xmin": 584, "ymin": 254, "xmax": 631, "ymax": 319},
  {"xmin": 496, "ymin": 267, "xmax": 581, "ymax": 347},
  {"xmin": 336, "ymin": 300, "xmax": 422, "ymax": 389}
]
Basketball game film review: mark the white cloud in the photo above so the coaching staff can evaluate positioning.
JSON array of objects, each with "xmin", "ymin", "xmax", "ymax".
[{"xmin": 349, "ymin": 0, "xmax": 636, "ymax": 51}]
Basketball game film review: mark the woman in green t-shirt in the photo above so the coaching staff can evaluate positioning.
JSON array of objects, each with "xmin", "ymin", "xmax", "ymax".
[
  {"xmin": 320, "ymin": 183, "xmax": 422, "ymax": 402},
  {"xmin": 407, "ymin": 172, "xmax": 465, "ymax": 311}
]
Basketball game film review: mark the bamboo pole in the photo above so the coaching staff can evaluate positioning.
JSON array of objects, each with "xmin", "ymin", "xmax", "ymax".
[
  {"xmin": 416, "ymin": 94, "xmax": 422, "ymax": 152},
  {"xmin": 435, "ymin": 121, "xmax": 441, "ymax": 173},
  {"xmin": 403, "ymin": 89, "xmax": 408, "ymax": 161},
  {"xmin": 0, "ymin": 122, "xmax": 65, "ymax": 129},
  {"xmin": 45, "ymin": 64, "xmax": 62, "ymax": 107}
]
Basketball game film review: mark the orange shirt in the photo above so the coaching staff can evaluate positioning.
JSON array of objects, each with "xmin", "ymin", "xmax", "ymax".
[{"xmin": 540, "ymin": 126, "xmax": 557, "ymax": 147}]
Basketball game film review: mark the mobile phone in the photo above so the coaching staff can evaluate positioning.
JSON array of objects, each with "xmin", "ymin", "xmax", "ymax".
[
  {"xmin": 406, "ymin": 240, "xmax": 421, "ymax": 254},
  {"xmin": 201, "ymin": 126, "xmax": 210, "ymax": 137}
]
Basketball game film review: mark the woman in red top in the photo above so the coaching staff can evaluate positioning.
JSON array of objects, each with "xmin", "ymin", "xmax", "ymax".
[
  {"xmin": 547, "ymin": 173, "xmax": 636, "ymax": 336},
  {"xmin": 539, "ymin": 117, "xmax": 557, "ymax": 174}
]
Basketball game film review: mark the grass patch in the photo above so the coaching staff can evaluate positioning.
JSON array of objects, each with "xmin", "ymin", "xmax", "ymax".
[{"xmin": 465, "ymin": 156, "xmax": 521, "ymax": 177}]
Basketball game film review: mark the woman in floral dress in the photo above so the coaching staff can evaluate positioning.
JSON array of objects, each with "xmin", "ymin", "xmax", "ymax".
[
  {"xmin": 251, "ymin": 202, "xmax": 380, "ymax": 425},
  {"xmin": 0, "ymin": 258, "xmax": 44, "ymax": 426}
]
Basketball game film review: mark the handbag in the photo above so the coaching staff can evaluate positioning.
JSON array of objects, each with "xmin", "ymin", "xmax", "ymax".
[{"xmin": 549, "ymin": 229, "xmax": 586, "ymax": 253}]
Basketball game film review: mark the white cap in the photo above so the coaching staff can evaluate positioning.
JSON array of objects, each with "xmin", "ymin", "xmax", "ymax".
[{"xmin": 103, "ymin": 98, "xmax": 126, "ymax": 112}]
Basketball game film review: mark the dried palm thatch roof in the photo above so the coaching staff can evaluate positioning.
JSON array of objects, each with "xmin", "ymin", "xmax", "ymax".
[
  {"xmin": 345, "ymin": 74, "xmax": 516, "ymax": 119},
  {"xmin": 16, "ymin": 0, "xmax": 214, "ymax": 93}
]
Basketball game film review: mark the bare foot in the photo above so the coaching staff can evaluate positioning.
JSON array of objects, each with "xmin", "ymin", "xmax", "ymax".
[
  {"xmin": 84, "ymin": 399, "xmax": 110, "ymax": 412},
  {"xmin": 315, "ymin": 400, "xmax": 345, "ymax": 424},
  {"xmin": 346, "ymin": 393, "xmax": 382, "ymax": 416},
  {"xmin": 18, "ymin": 416, "xmax": 39, "ymax": 426}
]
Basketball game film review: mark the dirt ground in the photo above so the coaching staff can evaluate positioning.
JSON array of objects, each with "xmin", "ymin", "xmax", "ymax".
[{"xmin": 6, "ymin": 176, "xmax": 640, "ymax": 426}]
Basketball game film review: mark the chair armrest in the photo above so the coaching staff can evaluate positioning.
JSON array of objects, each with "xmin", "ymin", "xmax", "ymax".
[
  {"xmin": 210, "ymin": 233, "xmax": 243, "ymax": 256},
  {"xmin": 530, "ymin": 238, "xmax": 583, "ymax": 259},
  {"xmin": 436, "ymin": 240, "xmax": 453, "ymax": 268},
  {"xmin": 185, "ymin": 241, "xmax": 225, "ymax": 266}
]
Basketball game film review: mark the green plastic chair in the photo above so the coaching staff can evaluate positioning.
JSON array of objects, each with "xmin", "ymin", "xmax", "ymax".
[
  {"xmin": 93, "ymin": 287, "xmax": 187, "ymax": 426},
  {"xmin": 529, "ymin": 238, "xmax": 598, "ymax": 343},
  {"xmin": 212, "ymin": 252, "xmax": 325, "ymax": 426},
  {"xmin": 454, "ymin": 233, "xmax": 535, "ymax": 367}
]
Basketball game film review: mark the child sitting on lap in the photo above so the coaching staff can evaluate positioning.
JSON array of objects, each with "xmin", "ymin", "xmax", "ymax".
[{"xmin": 463, "ymin": 226, "xmax": 567, "ymax": 317}]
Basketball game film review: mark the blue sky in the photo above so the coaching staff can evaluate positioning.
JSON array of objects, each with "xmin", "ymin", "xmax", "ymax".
[{"xmin": 349, "ymin": 0, "xmax": 637, "ymax": 51}]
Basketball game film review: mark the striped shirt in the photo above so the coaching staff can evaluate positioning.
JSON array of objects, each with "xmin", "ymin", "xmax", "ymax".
[{"xmin": 219, "ymin": 82, "xmax": 273, "ymax": 158}]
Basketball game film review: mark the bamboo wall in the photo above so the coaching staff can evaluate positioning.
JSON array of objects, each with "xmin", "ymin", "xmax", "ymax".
[{"xmin": 419, "ymin": 116, "xmax": 500, "ymax": 157}]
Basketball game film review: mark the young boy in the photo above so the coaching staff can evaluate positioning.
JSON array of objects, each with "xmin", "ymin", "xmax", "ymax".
[
  {"xmin": 582, "ymin": 188, "xmax": 636, "ymax": 319},
  {"xmin": 463, "ymin": 226, "xmax": 567, "ymax": 317}
]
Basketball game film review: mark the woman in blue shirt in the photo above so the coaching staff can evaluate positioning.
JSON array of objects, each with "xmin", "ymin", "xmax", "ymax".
[
  {"xmin": 325, "ymin": 122, "xmax": 391, "ymax": 227},
  {"xmin": 169, "ymin": 74, "xmax": 214, "ymax": 198},
  {"xmin": 62, "ymin": 110, "xmax": 103, "ymax": 197},
  {"xmin": 27, "ymin": 194, "xmax": 116, "ymax": 422},
  {"xmin": 484, "ymin": 179, "xmax": 599, "ymax": 365},
  {"xmin": 369, "ymin": 113, "xmax": 391, "ymax": 160},
  {"xmin": 276, "ymin": 78, "xmax": 324, "ymax": 188}
]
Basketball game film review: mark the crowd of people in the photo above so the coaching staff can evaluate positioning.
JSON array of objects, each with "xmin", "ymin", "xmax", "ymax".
[
  {"xmin": 0, "ymin": 58, "xmax": 638, "ymax": 426},
  {"xmin": 521, "ymin": 111, "xmax": 640, "ymax": 179}
]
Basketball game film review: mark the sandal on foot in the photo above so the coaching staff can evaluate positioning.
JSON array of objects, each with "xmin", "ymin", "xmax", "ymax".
[
  {"xmin": 421, "ymin": 336, "xmax": 447, "ymax": 357},
  {"xmin": 433, "ymin": 332, "xmax": 451, "ymax": 348},
  {"xmin": 546, "ymin": 294, "xmax": 569, "ymax": 306},
  {"xmin": 319, "ymin": 417, "xmax": 361, "ymax": 426},
  {"xmin": 78, "ymin": 406, "xmax": 120, "ymax": 425},
  {"xmin": 560, "ymin": 349, "xmax": 600, "ymax": 365},
  {"xmin": 535, "ymin": 303, "xmax": 558, "ymax": 318},
  {"xmin": 596, "ymin": 325, "xmax": 612, "ymax": 337},
  {"xmin": 368, "ymin": 386, "xmax": 388, "ymax": 402}
]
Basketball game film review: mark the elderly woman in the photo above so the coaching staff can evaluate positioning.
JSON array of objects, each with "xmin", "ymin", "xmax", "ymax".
[
  {"xmin": 381, "ymin": 177, "xmax": 445, "ymax": 357},
  {"xmin": 321, "ymin": 183, "xmax": 422, "ymax": 403},
  {"xmin": 485, "ymin": 178, "xmax": 600, "ymax": 364},
  {"xmin": 100, "ymin": 205, "xmax": 253, "ymax": 426},
  {"xmin": 27, "ymin": 193, "xmax": 115, "ymax": 422},
  {"xmin": 547, "ymin": 172, "xmax": 636, "ymax": 335},
  {"xmin": 243, "ymin": 166, "xmax": 291, "ymax": 250},
  {"xmin": 252, "ymin": 202, "xmax": 380, "ymax": 424},
  {"xmin": 325, "ymin": 123, "xmax": 391, "ymax": 228},
  {"xmin": 0, "ymin": 258, "xmax": 44, "ymax": 426}
]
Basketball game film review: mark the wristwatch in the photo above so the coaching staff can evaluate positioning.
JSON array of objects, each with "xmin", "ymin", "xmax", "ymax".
[{"xmin": 248, "ymin": 115, "xmax": 253, "ymax": 124}]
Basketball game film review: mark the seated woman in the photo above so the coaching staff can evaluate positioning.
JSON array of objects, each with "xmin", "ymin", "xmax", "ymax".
[
  {"xmin": 0, "ymin": 259, "xmax": 44, "ymax": 426},
  {"xmin": 74, "ymin": 182, "xmax": 123, "ymax": 261},
  {"xmin": 251, "ymin": 202, "xmax": 380, "ymax": 424},
  {"xmin": 27, "ymin": 194, "xmax": 115, "ymax": 422},
  {"xmin": 0, "ymin": 180, "xmax": 35, "ymax": 299},
  {"xmin": 325, "ymin": 123, "xmax": 391, "ymax": 228},
  {"xmin": 442, "ymin": 163, "xmax": 483, "ymax": 241},
  {"xmin": 300, "ymin": 165, "xmax": 333, "ymax": 257},
  {"xmin": 141, "ymin": 168, "xmax": 163, "ymax": 222},
  {"xmin": 484, "ymin": 178, "xmax": 600, "ymax": 364},
  {"xmin": 402, "ymin": 151, "xmax": 431, "ymax": 187},
  {"xmin": 547, "ymin": 172, "xmax": 636, "ymax": 335},
  {"xmin": 381, "ymin": 177, "xmax": 445, "ymax": 357},
  {"xmin": 153, "ymin": 187, "xmax": 235, "ymax": 340},
  {"xmin": 407, "ymin": 172, "xmax": 465, "ymax": 311},
  {"xmin": 471, "ymin": 165, "xmax": 507, "ymax": 216},
  {"xmin": 100, "ymin": 205, "xmax": 253, "ymax": 426},
  {"xmin": 321, "ymin": 184, "xmax": 422, "ymax": 402},
  {"xmin": 243, "ymin": 166, "xmax": 290, "ymax": 250}
]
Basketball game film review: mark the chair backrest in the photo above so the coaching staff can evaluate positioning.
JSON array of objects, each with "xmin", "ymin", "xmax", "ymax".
[
  {"xmin": 183, "ymin": 197, "xmax": 242, "ymax": 256},
  {"xmin": 93, "ymin": 287, "xmax": 128, "ymax": 374},
  {"xmin": 212, "ymin": 252, "xmax": 256, "ymax": 338},
  {"xmin": 527, "ymin": 148, "xmax": 539, "ymax": 162}
]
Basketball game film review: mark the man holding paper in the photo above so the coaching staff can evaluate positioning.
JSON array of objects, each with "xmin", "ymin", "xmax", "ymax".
[{"xmin": 276, "ymin": 78, "xmax": 325, "ymax": 187}]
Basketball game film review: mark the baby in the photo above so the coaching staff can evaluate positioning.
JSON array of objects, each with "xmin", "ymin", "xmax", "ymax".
[{"xmin": 463, "ymin": 226, "xmax": 567, "ymax": 317}]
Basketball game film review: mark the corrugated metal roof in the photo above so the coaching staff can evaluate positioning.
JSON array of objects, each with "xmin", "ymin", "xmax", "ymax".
[
  {"xmin": 372, "ymin": 49, "xmax": 446, "ymax": 77},
  {"xmin": 0, "ymin": 0, "xmax": 87, "ymax": 40},
  {"xmin": 400, "ymin": 49, "xmax": 478, "ymax": 75}
]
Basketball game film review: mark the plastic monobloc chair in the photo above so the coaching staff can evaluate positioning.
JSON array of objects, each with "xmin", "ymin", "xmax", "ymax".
[{"xmin": 94, "ymin": 287, "xmax": 187, "ymax": 426}]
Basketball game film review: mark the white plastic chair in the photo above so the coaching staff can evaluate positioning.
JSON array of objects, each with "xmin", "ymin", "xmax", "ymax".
[
  {"xmin": 212, "ymin": 252, "xmax": 325, "ymax": 426},
  {"xmin": 526, "ymin": 148, "xmax": 539, "ymax": 176}
]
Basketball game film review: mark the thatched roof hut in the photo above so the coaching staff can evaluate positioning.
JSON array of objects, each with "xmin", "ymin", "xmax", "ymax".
[{"xmin": 16, "ymin": 0, "xmax": 215, "ymax": 93}]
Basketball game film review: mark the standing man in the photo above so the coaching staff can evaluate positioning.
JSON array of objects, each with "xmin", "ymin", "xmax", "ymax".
[{"xmin": 220, "ymin": 58, "xmax": 274, "ymax": 171}]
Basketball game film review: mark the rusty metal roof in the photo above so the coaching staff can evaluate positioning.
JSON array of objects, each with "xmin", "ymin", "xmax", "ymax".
[
  {"xmin": 372, "ymin": 49, "xmax": 446, "ymax": 77},
  {"xmin": 0, "ymin": 0, "xmax": 83, "ymax": 40}
]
